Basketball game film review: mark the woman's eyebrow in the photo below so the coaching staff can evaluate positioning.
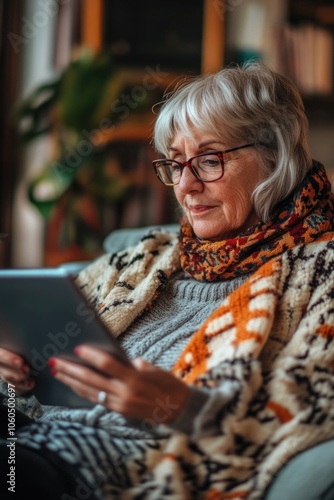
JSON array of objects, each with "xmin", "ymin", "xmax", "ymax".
[
  {"xmin": 198, "ymin": 140, "xmax": 222, "ymax": 148},
  {"xmin": 168, "ymin": 141, "xmax": 222, "ymax": 152}
]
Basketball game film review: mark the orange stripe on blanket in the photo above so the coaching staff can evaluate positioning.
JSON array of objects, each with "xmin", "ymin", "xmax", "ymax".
[
  {"xmin": 230, "ymin": 261, "xmax": 278, "ymax": 346},
  {"xmin": 172, "ymin": 295, "xmax": 239, "ymax": 381},
  {"xmin": 230, "ymin": 284, "xmax": 273, "ymax": 346},
  {"xmin": 162, "ymin": 453, "xmax": 178, "ymax": 462},
  {"xmin": 206, "ymin": 489, "xmax": 249, "ymax": 499},
  {"xmin": 266, "ymin": 400, "xmax": 293, "ymax": 423},
  {"xmin": 172, "ymin": 319, "xmax": 210, "ymax": 382},
  {"xmin": 173, "ymin": 258, "xmax": 280, "ymax": 383},
  {"xmin": 317, "ymin": 324, "xmax": 334, "ymax": 340}
]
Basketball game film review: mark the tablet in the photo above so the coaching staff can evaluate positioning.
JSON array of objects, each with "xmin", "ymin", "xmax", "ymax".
[{"xmin": 0, "ymin": 268, "xmax": 130, "ymax": 407}]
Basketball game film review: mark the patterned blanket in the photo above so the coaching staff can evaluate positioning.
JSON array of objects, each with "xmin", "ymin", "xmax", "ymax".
[{"xmin": 75, "ymin": 230, "xmax": 334, "ymax": 499}]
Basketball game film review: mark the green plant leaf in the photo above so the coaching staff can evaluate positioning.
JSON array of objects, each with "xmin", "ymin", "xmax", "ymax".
[
  {"xmin": 58, "ymin": 52, "xmax": 117, "ymax": 131},
  {"xmin": 28, "ymin": 154, "xmax": 85, "ymax": 218},
  {"xmin": 15, "ymin": 81, "xmax": 59, "ymax": 142}
]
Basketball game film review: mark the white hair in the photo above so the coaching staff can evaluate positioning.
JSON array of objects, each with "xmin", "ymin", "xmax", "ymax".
[{"xmin": 153, "ymin": 62, "xmax": 312, "ymax": 221}]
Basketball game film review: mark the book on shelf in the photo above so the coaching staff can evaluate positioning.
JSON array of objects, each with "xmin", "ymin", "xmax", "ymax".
[{"xmin": 278, "ymin": 22, "xmax": 333, "ymax": 96}]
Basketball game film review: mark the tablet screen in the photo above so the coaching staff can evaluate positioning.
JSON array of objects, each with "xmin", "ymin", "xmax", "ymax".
[{"xmin": 0, "ymin": 268, "xmax": 130, "ymax": 407}]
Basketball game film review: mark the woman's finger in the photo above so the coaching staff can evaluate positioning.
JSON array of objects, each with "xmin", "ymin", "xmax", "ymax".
[
  {"xmin": 11, "ymin": 379, "xmax": 35, "ymax": 395},
  {"xmin": 0, "ymin": 368, "xmax": 35, "ymax": 395},
  {"xmin": 49, "ymin": 357, "xmax": 155, "ymax": 415},
  {"xmin": 50, "ymin": 352, "xmax": 190, "ymax": 421},
  {"xmin": 51, "ymin": 361, "xmax": 125, "ymax": 410},
  {"xmin": 73, "ymin": 345, "xmax": 133, "ymax": 379},
  {"xmin": 0, "ymin": 366, "xmax": 27, "ymax": 383},
  {"xmin": 0, "ymin": 348, "xmax": 29, "ymax": 372},
  {"xmin": 50, "ymin": 357, "xmax": 125, "ymax": 396},
  {"xmin": 53, "ymin": 369, "xmax": 105, "ymax": 405},
  {"xmin": 0, "ymin": 348, "xmax": 33, "ymax": 395}
]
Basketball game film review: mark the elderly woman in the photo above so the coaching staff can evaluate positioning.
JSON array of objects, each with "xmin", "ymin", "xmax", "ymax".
[{"xmin": 1, "ymin": 62, "xmax": 334, "ymax": 500}]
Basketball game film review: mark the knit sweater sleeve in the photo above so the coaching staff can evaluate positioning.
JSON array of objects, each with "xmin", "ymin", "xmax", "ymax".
[
  {"xmin": 163, "ymin": 354, "xmax": 258, "ymax": 439},
  {"xmin": 166, "ymin": 385, "xmax": 231, "ymax": 438}
]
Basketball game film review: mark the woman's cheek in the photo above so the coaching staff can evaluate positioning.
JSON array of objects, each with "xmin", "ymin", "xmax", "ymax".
[{"xmin": 223, "ymin": 188, "xmax": 255, "ymax": 229}]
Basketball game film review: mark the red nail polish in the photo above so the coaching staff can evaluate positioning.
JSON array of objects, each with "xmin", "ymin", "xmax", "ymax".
[
  {"xmin": 48, "ymin": 358, "xmax": 56, "ymax": 368},
  {"xmin": 50, "ymin": 368, "xmax": 57, "ymax": 376},
  {"xmin": 19, "ymin": 365, "xmax": 29, "ymax": 376},
  {"xmin": 74, "ymin": 346, "xmax": 82, "ymax": 355}
]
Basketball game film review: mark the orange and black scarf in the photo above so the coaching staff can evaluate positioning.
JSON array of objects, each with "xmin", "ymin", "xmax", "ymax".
[{"xmin": 179, "ymin": 161, "xmax": 334, "ymax": 281}]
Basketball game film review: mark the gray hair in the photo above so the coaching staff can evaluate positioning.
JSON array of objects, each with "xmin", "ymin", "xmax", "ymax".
[{"xmin": 153, "ymin": 62, "xmax": 312, "ymax": 221}]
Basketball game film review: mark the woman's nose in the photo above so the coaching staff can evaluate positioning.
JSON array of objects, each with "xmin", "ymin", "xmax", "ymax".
[{"xmin": 177, "ymin": 165, "xmax": 203, "ymax": 193}]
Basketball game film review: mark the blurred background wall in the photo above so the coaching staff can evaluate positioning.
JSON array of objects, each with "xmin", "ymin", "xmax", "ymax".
[{"xmin": 0, "ymin": 0, "xmax": 334, "ymax": 268}]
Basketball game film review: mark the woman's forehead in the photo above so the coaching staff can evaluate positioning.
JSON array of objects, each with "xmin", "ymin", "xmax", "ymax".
[{"xmin": 170, "ymin": 127, "xmax": 227, "ymax": 149}]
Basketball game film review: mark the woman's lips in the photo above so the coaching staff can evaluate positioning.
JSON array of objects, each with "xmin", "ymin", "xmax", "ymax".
[{"xmin": 188, "ymin": 204, "xmax": 215, "ymax": 215}]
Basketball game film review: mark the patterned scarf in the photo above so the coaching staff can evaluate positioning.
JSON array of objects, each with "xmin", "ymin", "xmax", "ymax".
[{"xmin": 179, "ymin": 161, "xmax": 334, "ymax": 281}]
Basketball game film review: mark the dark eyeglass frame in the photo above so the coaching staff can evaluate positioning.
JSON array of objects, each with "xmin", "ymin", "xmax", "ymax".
[{"xmin": 152, "ymin": 143, "xmax": 257, "ymax": 186}]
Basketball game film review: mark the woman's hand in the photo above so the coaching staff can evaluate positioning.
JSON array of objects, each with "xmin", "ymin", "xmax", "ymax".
[
  {"xmin": 50, "ymin": 345, "xmax": 190, "ymax": 424},
  {"xmin": 0, "ymin": 347, "xmax": 35, "ymax": 395}
]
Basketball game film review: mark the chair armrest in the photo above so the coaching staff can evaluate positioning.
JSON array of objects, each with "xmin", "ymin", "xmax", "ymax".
[
  {"xmin": 264, "ymin": 439, "xmax": 334, "ymax": 499},
  {"xmin": 57, "ymin": 261, "xmax": 91, "ymax": 275},
  {"xmin": 103, "ymin": 224, "xmax": 179, "ymax": 254}
]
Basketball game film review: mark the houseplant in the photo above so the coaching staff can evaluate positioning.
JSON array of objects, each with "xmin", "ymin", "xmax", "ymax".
[{"xmin": 15, "ymin": 49, "xmax": 162, "ymax": 264}]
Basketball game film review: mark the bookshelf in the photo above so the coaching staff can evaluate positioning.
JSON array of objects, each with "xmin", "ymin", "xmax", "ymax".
[
  {"xmin": 284, "ymin": 1, "xmax": 334, "ymax": 116},
  {"xmin": 286, "ymin": 0, "xmax": 334, "ymax": 174},
  {"xmin": 81, "ymin": 0, "xmax": 224, "ymax": 75},
  {"xmin": 225, "ymin": 0, "xmax": 334, "ymax": 128}
]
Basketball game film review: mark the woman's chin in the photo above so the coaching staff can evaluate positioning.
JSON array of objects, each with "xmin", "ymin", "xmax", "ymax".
[{"xmin": 192, "ymin": 223, "xmax": 227, "ymax": 241}]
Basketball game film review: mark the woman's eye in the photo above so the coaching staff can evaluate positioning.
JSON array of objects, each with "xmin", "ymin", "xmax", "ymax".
[
  {"xmin": 163, "ymin": 160, "xmax": 179, "ymax": 169},
  {"xmin": 199, "ymin": 157, "xmax": 220, "ymax": 168}
]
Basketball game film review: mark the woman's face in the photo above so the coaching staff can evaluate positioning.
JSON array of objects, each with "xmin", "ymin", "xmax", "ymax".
[{"xmin": 172, "ymin": 131, "xmax": 264, "ymax": 241}]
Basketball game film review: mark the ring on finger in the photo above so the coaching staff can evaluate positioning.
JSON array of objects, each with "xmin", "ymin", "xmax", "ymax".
[{"xmin": 97, "ymin": 390, "xmax": 107, "ymax": 404}]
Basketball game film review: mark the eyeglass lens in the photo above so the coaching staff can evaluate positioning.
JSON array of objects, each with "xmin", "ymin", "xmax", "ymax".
[{"xmin": 155, "ymin": 153, "xmax": 223, "ymax": 185}]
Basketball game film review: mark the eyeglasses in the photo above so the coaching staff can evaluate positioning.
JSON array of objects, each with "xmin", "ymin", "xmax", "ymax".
[{"xmin": 152, "ymin": 143, "xmax": 257, "ymax": 186}]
